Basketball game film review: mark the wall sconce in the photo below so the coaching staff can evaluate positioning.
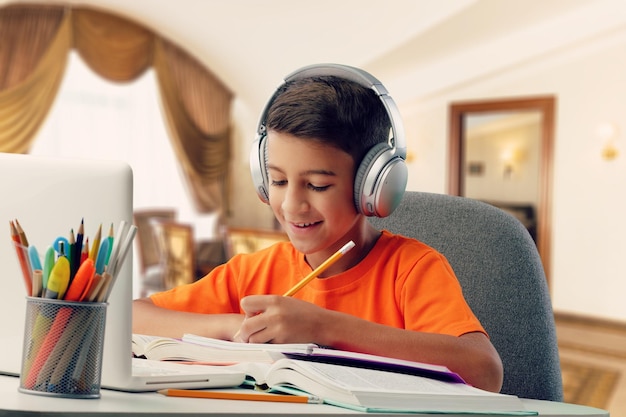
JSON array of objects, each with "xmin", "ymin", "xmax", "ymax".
[
  {"xmin": 405, "ymin": 149, "xmax": 416, "ymax": 163},
  {"xmin": 501, "ymin": 147, "xmax": 519, "ymax": 179},
  {"xmin": 596, "ymin": 122, "xmax": 619, "ymax": 161}
]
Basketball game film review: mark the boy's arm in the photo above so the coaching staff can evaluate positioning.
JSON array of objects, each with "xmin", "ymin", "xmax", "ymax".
[
  {"xmin": 236, "ymin": 295, "xmax": 503, "ymax": 393},
  {"xmin": 132, "ymin": 297, "xmax": 243, "ymax": 340},
  {"xmin": 321, "ymin": 310, "xmax": 503, "ymax": 393}
]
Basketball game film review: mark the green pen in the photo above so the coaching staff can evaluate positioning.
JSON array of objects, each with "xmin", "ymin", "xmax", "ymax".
[{"xmin": 42, "ymin": 246, "xmax": 56, "ymax": 291}]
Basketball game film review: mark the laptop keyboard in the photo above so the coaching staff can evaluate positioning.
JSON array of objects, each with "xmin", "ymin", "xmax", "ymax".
[{"xmin": 132, "ymin": 358, "xmax": 203, "ymax": 376}]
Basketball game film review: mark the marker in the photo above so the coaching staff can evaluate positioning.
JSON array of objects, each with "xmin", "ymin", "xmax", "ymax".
[
  {"xmin": 44, "ymin": 257, "xmax": 70, "ymax": 300},
  {"xmin": 64, "ymin": 259, "xmax": 95, "ymax": 302},
  {"xmin": 23, "ymin": 307, "xmax": 73, "ymax": 390},
  {"xmin": 42, "ymin": 246, "xmax": 56, "ymax": 290},
  {"xmin": 28, "ymin": 245, "xmax": 42, "ymax": 271},
  {"xmin": 31, "ymin": 270, "xmax": 43, "ymax": 297}
]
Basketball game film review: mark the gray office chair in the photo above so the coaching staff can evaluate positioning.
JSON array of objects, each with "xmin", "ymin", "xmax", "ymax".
[{"xmin": 369, "ymin": 191, "xmax": 563, "ymax": 401}]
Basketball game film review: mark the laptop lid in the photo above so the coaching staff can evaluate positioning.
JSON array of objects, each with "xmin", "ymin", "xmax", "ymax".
[{"xmin": 0, "ymin": 153, "xmax": 244, "ymax": 391}]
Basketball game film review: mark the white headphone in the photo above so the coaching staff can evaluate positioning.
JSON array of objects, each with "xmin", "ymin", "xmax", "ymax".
[{"xmin": 249, "ymin": 64, "xmax": 408, "ymax": 218}]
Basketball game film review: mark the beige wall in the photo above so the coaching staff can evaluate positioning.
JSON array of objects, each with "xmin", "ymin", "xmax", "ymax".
[{"xmin": 399, "ymin": 29, "xmax": 626, "ymax": 322}]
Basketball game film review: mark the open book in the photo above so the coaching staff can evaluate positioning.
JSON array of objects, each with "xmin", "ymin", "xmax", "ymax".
[
  {"xmin": 237, "ymin": 359, "xmax": 532, "ymax": 414},
  {"xmin": 132, "ymin": 334, "xmax": 316, "ymax": 364}
]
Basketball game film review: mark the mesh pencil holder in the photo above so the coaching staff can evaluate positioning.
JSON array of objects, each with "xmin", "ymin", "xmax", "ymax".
[{"xmin": 19, "ymin": 297, "xmax": 108, "ymax": 398}]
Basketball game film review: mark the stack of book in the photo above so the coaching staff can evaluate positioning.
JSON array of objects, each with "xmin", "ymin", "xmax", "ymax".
[{"xmin": 133, "ymin": 333, "xmax": 535, "ymax": 415}]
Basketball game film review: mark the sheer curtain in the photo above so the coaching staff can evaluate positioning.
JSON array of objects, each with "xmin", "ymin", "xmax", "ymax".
[{"xmin": 30, "ymin": 52, "xmax": 219, "ymax": 295}]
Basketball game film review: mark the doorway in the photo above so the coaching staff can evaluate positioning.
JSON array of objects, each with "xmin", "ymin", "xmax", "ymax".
[{"xmin": 448, "ymin": 96, "xmax": 556, "ymax": 283}]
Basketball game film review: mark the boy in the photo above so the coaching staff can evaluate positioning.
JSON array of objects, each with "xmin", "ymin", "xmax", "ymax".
[{"xmin": 133, "ymin": 64, "xmax": 503, "ymax": 392}]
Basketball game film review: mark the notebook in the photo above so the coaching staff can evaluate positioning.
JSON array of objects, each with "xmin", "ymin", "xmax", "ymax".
[{"xmin": 0, "ymin": 152, "xmax": 245, "ymax": 391}]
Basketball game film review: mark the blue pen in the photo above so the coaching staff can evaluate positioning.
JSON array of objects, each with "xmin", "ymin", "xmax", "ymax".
[
  {"xmin": 42, "ymin": 246, "xmax": 56, "ymax": 290},
  {"xmin": 95, "ymin": 239, "xmax": 109, "ymax": 275},
  {"xmin": 28, "ymin": 245, "xmax": 42, "ymax": 271},
  {"xmin": 53, "ymin": 237, "xmax": 69, "ymax": 257}
]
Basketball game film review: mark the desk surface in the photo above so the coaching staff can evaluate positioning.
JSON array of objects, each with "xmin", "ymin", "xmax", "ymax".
[{"xmin": 0, "ymin": 375, "xmax": 609, "ymax": 416}]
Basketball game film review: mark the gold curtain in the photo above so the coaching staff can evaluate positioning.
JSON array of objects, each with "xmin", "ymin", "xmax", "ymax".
[
  {"xmin": 0, "ymin": 5, "xmax": 70, "ymax": 154},
  {"xmin": 0, "ymin": 4, "xmax": 232, "ymax": 213},
  {"xmin": 153, "ymin": 38, "xmax": 231, "ymax": 213}
]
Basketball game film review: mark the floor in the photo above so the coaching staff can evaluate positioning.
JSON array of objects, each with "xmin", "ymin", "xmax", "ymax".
[{"xmin": 555, "ymin": 313, "xmax": 626, "ymax": 416}]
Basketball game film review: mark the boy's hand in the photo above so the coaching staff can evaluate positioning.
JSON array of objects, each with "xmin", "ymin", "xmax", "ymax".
[{"xmin": 233, "ymin": 295, "xmax": 324, "ymax": 344}]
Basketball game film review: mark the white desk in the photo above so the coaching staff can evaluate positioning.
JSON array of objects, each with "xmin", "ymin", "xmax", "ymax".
[{"xmin": 0, "ymin": 375, "xmax": 609, "ymax": 416}]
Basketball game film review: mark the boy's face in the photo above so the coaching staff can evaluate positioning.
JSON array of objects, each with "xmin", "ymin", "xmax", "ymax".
[{"xmin": 266, "ymin": 131, "xmax": 360, "ymax": 257}]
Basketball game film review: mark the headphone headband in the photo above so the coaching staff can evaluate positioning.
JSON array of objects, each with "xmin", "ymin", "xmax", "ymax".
[{"xmin": 257, "ymin": 64, "xmax": 406, "ymax": 158}]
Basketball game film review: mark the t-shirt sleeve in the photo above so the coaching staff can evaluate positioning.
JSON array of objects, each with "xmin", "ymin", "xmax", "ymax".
[
  {"xmin": 150, "ymin": 259, "xmax": 242, "ymax": 314},
  {"xmin": 399, "ymin": 248, "xmax": 486, "ymax": 337}
]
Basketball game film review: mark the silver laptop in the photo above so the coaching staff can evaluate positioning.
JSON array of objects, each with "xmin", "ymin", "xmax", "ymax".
[{"xmin": 0, "ymin": 153, "xmax": 244, "ymax": 391}]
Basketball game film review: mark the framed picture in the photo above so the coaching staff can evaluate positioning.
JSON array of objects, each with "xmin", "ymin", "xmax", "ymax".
[
  {"xmin": 467, "ymin": 161, "xmax": 485, "ymax": 176},
  {"xmin": 226, "ymin": 227, "xmax": 289, "ymax": 257}
]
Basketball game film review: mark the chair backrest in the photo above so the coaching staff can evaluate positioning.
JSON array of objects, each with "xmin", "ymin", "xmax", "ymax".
[
  {"xmin": 369, "ymin": 191, "xmax": 563, "ymax": 401},
  {"xmin": 133, "ymin": 209, "xmax": 177, "ymax": 272},
  {"xmin": 155, "ymin": 221, "xmax": 196, "ymax": 289}
]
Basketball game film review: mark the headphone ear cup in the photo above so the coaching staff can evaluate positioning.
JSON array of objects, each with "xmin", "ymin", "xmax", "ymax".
[
  {"xmin": 353, "ymin": 143, "xmax": 389, "ymax": 215},
  {"xmin": 249, "ymin": 135, "xmax": 270, "ymax": 204},
  {"xmin": 354, "ymin": 143, "xmax": 408, "ymax": 217}
]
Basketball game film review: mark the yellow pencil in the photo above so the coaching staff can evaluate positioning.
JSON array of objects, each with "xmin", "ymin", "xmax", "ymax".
[
  {"xmin": 283, "ymin": 241, "xmax": 355, "ymax": 297},
  {"xmin": 158, "ymin": 388, "xmax": 322, "ymax": 404}
]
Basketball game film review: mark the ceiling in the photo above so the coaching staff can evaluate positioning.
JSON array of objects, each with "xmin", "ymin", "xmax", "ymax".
[{"xmin": 2, "ymin": 0, "xmax": 621, "ymax": 109}]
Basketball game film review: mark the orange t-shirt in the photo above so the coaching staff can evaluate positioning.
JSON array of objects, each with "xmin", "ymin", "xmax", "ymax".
[{"xmin": 150, "ymin": 231, "xmax": 485, "ymax": 337}]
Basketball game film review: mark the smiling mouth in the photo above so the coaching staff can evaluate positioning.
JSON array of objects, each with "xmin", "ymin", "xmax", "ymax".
[{"xmin": 293, "ymin": 221, "xmax": 321, "ymax": 228}]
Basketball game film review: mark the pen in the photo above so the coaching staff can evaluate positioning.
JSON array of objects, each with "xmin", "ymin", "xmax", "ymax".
[
  {"xmin": 53, "ymin": 236, "xmax": 69, "ymax": 257},
  {"xmin": 283, "ymin": 241, "xmax": 355, "ymax": 296},
  {"xmin": 157, "ymin": 388, "xmax": 322, "ymax": 404}
]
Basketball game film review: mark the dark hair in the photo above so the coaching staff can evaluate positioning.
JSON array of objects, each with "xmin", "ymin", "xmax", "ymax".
[{"xmin": 265, "ymin": 76, "xmax": 391, "ymax": 166}]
